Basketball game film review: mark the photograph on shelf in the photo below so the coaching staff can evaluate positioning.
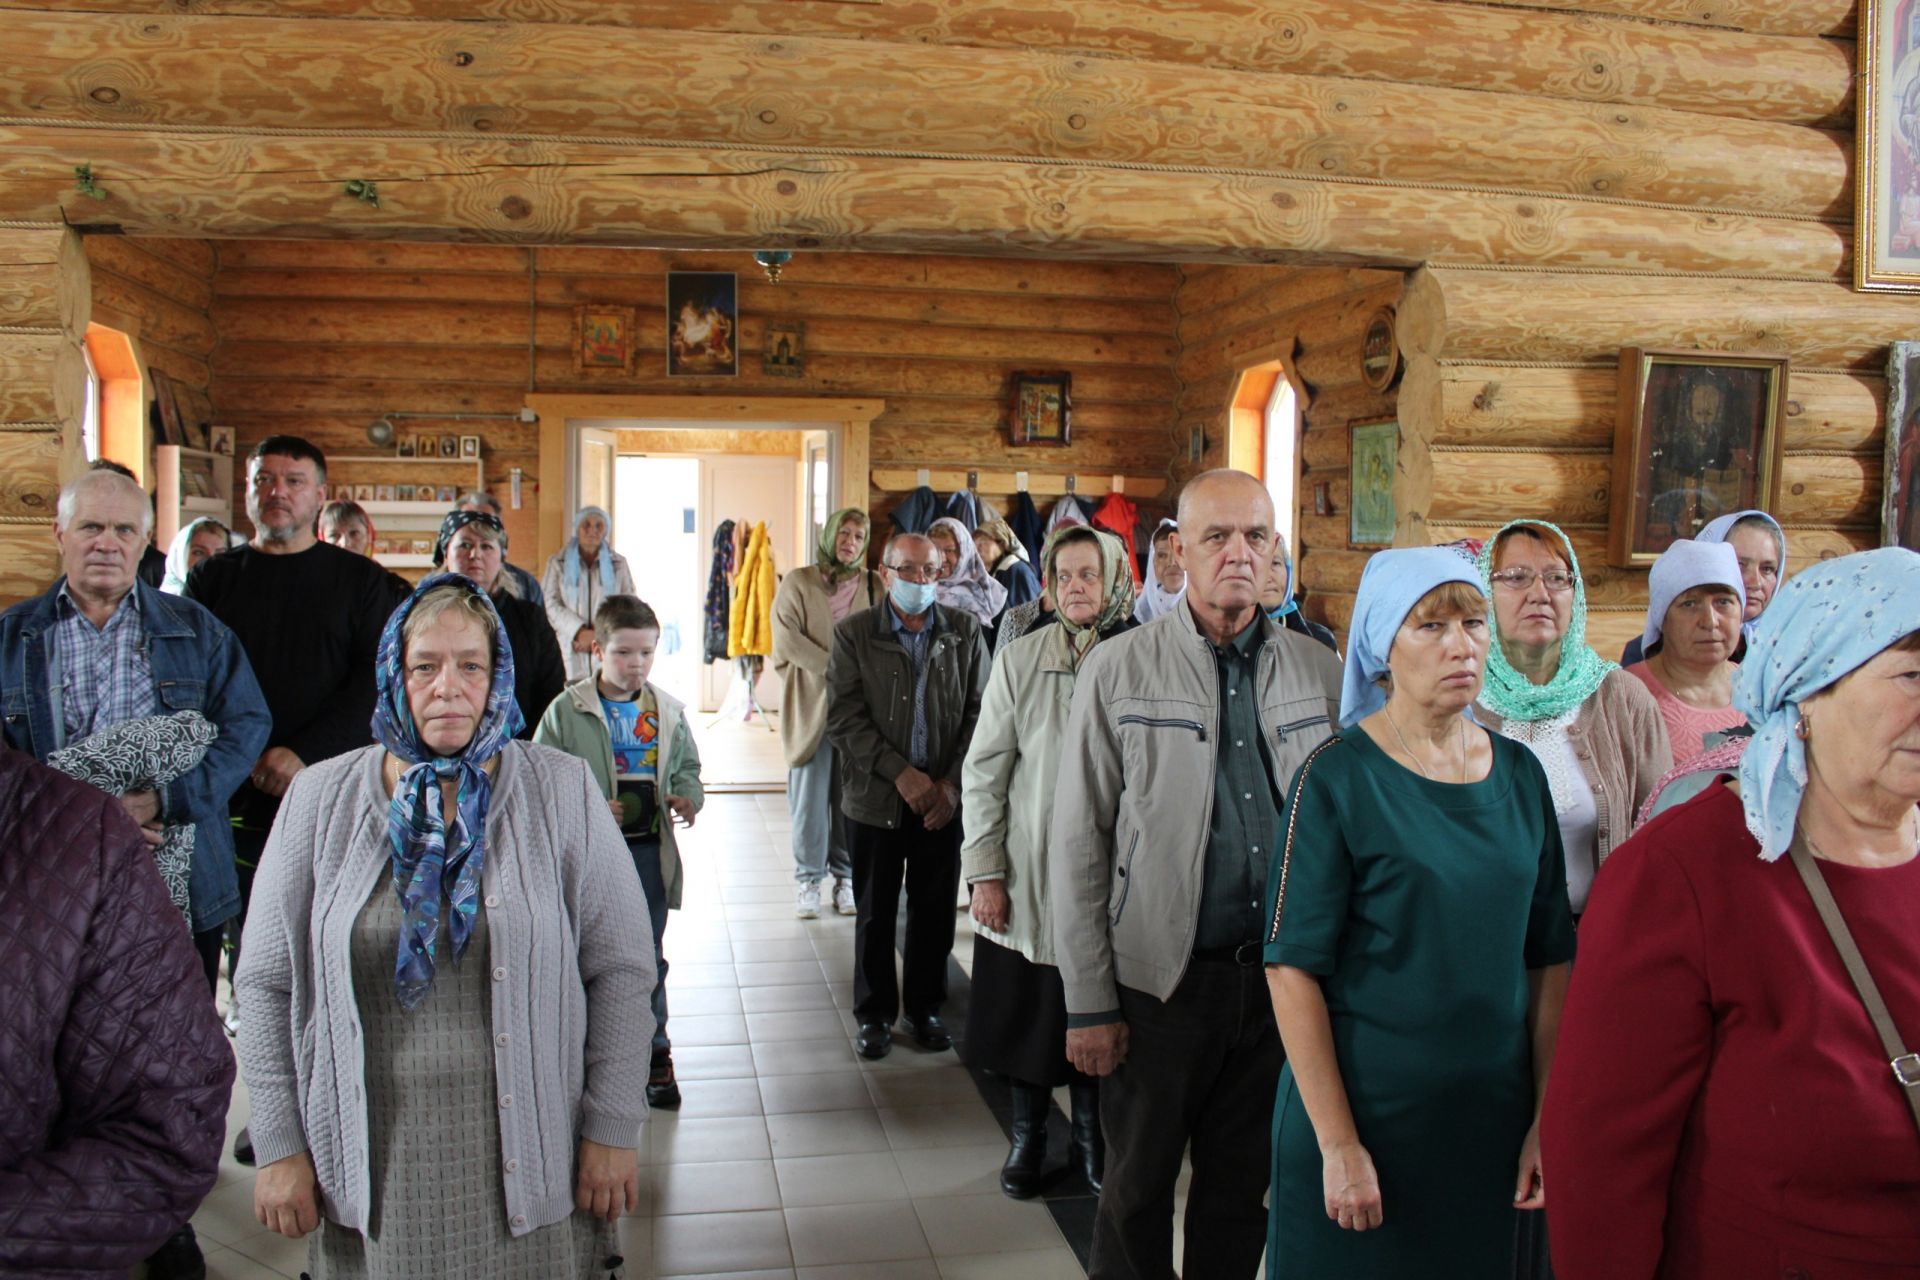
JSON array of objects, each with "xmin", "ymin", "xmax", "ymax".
[
  {"xmin": 396, "ymin": 484, "xmax": 416, "ymax": 502},
  {"xmin": 150, "ymin": 369, "xmax": 184, "ymax": 447},
  {"xmin": 179, "ymin": 454, "xmax": 217, "ymax": 500},
  {"xmin": 397, "ymin": 437, "xmax": 416, "ymax": 458},
  {"xmin": 666, "ymin": 272, "xmax": 738, "ymax": 377},
  {"xmin": 1009, "ymin": 371, "xmax": 1072, "ymax": 446},
  {"xmin": 372, "ymin": 538, "xmax": 391, "ymax": 557},
  {"xmin": 460, "ymin": 435, "xmax": 481, "ymax": 459},
  {"xmin": 1883, "ymin": 340, "xmax": 1920, "ymax": 551},
  {"xmin": 1856, "ymin": 0, "xmax": 1920, "ymax": 291},
  {"xmin": 1348, "ymin": 420, "xmax": 1398, "ymax": 547},
  {"xmin": 439, "ymin": 435, "xmax": 459, "ymax": 458},
  {"xmin": 209, "ymin": 426, "xmax": 234, "ymax": 456},
  {"xmin": 1610, "ymin": 348, "xmax": 1787, "ymax": 566},
  {"xmin": 435, "ymin": 484, "xmax": 458, "ymax": 503},
  {"xmin": 352, "ymin": 484, "xmax": 375, "ymax": 503},
  {"xmin": 763, "ymin": 320, "xmax": 805, "ymax": 377},
  {"xmin": 576, "ymin": 304, "xmax": 637, "ymax": 375},
  {"xmin": 374, "ymin": 484, "xmax": 396, "ymax": 503}
]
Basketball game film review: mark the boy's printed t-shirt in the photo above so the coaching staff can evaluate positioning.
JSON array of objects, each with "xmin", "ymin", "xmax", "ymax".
[{"xmin": 601, "ymin": 688, "xmax": 660, "ymax": 838}]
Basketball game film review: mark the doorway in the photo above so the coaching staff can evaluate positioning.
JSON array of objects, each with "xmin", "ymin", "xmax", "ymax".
[{"xmin": 616, "ymin": 456, "xmax": 702, "ymax": 708}]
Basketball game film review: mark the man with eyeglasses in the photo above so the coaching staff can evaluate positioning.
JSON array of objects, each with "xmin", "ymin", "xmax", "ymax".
[{"xmin": 825, "ymin": 532, "xmax": 990, "ymax": 1060}]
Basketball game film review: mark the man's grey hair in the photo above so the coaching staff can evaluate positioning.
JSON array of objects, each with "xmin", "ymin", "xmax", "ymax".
[
  {"xmin": 457, "ymin": 490, "xmax": 503, "ymax": 517},
  {"xmin": 881, "ymin": 531, "xmax": 940, "ymax": 567},
  {"xmin": 56, "ymin": 468, "xmax": 153, "ymax": 540}
]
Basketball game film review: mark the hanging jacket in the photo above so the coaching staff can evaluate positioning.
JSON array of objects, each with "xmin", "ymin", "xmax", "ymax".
[
  {"xmin": 1091, "ymin": 492, "xmax": 1143, "ymax": 589},
  {"xmin": 703, "ymin": 519, "xmax": 737, "ymax": 664},
  {"xmin": 944, "ymin": 490, "xmax": 980, "ymax": 532},
  {"xmin": 1006, "ymin": 491, "xmax": 1046, "ymax": 564},
  {"xmin": 1046, "ymin": 493, "xmax": 1092, "ymax": 537},
  {"xmin": 727, "ymin": 522, "xmax": 778, "ymax": 658},
  {"xmin": 888, "ymin": 486, "xmax": 941, "ymax": 535}
]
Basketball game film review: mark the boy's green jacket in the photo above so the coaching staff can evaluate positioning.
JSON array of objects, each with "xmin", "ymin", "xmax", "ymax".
[{"xmin": 533, "ymin": 674, "xmax": 705, "ymax": 909}]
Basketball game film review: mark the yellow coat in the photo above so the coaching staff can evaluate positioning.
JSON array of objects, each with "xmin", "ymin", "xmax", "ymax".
[{"xmin": 727, "ymin": 522, "xmax": 777, "ymax": 657}]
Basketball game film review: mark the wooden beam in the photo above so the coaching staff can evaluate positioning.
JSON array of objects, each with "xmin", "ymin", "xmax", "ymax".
[
  {"xmin": 0, "ymin": 333, "xmax": 84, "ymax": 425},
  {"xmin": 0, "ymin": 227, "xmax": 90, "ymax": 331},
  {"xmin": 2, "ymin": 0, "xmax": 1850, "ymax": 123},
  {"xmin": 0, "ymin": 14, "xmax": 1850, "ymax": 219}
]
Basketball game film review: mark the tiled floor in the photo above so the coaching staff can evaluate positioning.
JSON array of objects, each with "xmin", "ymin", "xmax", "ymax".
[{"xmin": 175, "ymin": 792, "xmax": 1086, "ymax": 1279}]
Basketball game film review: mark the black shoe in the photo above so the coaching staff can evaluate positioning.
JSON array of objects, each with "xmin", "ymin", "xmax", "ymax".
[
  {"xmin": 856, "ymin": 1021, "xmax": 893, "ymax": 1059},
  {"xmin": 1000, "ymin": 1083, "xmax": 1050, "ymax": 1199},
  {"xmin": 646, "ymin": 1054, "xmax": 682, "ymax": 1110},
  {"xmin": 232, "ymin": 1125, "xmax": 255, "ymax": 1166},
  {"xmin": 1069, "ymin": 1080, "xmax": 1104, "ymax": 1194},
  {"xmin": 900, "ymin": 1013, "xmax": 953, "ymax": 1052},
  {"xmin": 146, "ymin": 1225, "xmax": 207, "ymax": 1280}
]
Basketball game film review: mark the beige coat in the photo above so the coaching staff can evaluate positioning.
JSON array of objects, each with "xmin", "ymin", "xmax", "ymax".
[
  {"xmin": 1050, "ymin": 604, "xmax": 1344, "ymax": 1014},
  {"xmin": 770, "ymin": 566, "xmax": 879, "ymax": 767},
  {"xmin": 960, "ymin": 622, "xmax": 1081, "ymax": 966}
]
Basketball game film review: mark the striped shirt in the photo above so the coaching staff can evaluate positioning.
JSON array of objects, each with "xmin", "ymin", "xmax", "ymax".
[{"xmin": 52, "ymin": 584, "xmax": 155, "ymax": 747}]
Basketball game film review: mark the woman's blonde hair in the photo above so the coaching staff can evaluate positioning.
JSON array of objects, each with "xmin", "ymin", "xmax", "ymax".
[{"xmin": 401, "ymin": 583, "xmax": 498, "ymax": 668}]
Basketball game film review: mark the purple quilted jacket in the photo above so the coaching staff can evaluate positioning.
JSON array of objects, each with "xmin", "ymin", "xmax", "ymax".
[{"xmin": 0, "ymin": 746, "xmax": 234, "ymax": 1276}]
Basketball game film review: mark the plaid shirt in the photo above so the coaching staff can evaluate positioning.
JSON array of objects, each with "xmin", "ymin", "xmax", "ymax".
[
  {"xmin": 52, "ymin": 584, "xmax": 156, "ymax": 747},
  {"xmin": 888, "ymin": 604, "xmax": 938, "ymax": 769}
]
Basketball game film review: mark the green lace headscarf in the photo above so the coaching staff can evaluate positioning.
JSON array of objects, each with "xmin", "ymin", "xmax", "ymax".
[
  {"xmin": 817, "ymin": 508, "xmax": 870, "ymax": 584},
  {"xmin": 1043, "ymin": 525, "xmax": 1136, "ymax": 664},
  {"xmin": 1476, "ymin": 518, "xmax": 1617, "ymax": 722}
]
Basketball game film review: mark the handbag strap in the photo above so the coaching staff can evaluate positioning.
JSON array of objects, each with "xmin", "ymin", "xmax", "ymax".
[{"xmin": 1787, "ymin": 829, "xmax": 1920, "ymax": 1139}]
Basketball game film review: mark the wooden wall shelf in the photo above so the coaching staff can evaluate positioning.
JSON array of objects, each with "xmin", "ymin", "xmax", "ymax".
[{"xmin": 870, "ymin": 468, "xmax": 1164, "ymax": 499}]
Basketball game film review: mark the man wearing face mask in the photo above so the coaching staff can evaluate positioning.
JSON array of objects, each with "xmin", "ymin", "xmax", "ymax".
[
  {"xmin": 826, "ymin": 532, "xmax": 990, "ymax": 1060},
  {"xmin": 1259, "ymin": 532, "xmax": 1338, "ymax": 655}
]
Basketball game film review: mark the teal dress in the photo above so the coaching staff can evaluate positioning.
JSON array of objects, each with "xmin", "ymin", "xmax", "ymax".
[{"xmin": 1262, "ymin": 728, "xmax": 1575, "ymax": 1279}]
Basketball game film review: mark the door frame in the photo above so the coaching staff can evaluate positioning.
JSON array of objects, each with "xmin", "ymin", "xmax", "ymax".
[{"xmin": 528, "ymin": 394, "xmax": 881, "ymax": 566}]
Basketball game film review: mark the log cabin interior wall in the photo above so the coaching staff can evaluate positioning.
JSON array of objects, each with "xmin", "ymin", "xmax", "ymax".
[{"xmin": 0, "ymin": 0, "xmax": 1903, "ymax": 633}]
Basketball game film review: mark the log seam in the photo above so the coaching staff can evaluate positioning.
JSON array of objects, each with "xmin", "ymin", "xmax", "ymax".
[
  {"xmin": 1430, "ymin": 260, "xmax": 1844, "ymax": 283},
  {"xmin": 1435, "ymin": 359, "xmax": 1871, "ymax": 377},
  {"xmin": 1431, "ymin": 444, "xmax": 1612, "ymax": 454}
]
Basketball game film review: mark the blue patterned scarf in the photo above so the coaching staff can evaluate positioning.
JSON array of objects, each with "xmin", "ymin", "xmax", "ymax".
[
  {"xmin": 564, "ymin": 505, "xmax": 617, "ymax": 594},
  {"xmin": 370, "ymin": 573, "xmax": 524, "ymax": 1010}
]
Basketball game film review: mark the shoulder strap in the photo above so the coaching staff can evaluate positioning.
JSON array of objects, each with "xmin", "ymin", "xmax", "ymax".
[
  {"xmin": 1788, "ymin": 830, "xmax": 1920, "ymax": 1140},
  {"xmin": 1265, "ymin": 734, "xmax": 1342, "ymax": 947}
]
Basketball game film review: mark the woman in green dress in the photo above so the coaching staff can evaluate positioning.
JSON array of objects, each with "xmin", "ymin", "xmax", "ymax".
[{"xmin": 1263, "ymin": 546, "xmax": 1576, "ymax": 1277}]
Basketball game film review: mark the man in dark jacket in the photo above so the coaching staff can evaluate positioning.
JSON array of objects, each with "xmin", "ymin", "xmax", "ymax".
[
  {"xmin": 826, "ymin": 532, "xmax": 989, "ymax": 1060},
  {"xmin": 0, "ymin": 744, "xmax": 234, "ymax": 1278}
]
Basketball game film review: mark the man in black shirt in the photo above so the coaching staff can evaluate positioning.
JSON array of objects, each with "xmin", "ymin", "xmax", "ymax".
[{"xmin": 185, "ymin": 435, "xmax": 402, "ymax": 1162}]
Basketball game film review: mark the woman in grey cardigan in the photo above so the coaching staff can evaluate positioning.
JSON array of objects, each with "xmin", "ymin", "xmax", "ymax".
[{"xmin": 238, "ymin": 576, "xmax": 656, "ymax": 1278}]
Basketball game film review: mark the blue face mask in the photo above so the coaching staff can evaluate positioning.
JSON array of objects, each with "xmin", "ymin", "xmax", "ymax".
[{"xmin": 889, "ymin": 577, "xmax": 938, "ymax": 616}]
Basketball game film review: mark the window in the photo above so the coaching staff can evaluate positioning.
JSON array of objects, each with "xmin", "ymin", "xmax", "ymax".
[
  {"xmin": 81, "ymin": 342, "xmax": 101, "ymax": 462},
  {"xmin": 1264, "ymin": 374, "xmax": 1299, "ymax": 554}
]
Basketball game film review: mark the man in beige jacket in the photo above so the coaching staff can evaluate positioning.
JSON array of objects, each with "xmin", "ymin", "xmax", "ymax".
[
  {"xmin": 772, "ymin": 508, "xmax": 880, "ymax": 918},
  {"xmin": 1051, "ymin": 470, "xmax": 1343, "ymax": 1280}
]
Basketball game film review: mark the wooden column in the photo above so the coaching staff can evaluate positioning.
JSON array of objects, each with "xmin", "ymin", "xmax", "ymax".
[{"xmin": 0, "ymin": 225, "xmax": 89, "ymax": 605}]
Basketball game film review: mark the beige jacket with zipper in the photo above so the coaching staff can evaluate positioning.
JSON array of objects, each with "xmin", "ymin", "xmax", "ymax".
[
  {"xmin": 771, "ymin": 566, "xmax": 881, "ymax": 768},
  {"xmin": 1050, "ymin": 603, "xmax": 1343, "ymax": 1015}
]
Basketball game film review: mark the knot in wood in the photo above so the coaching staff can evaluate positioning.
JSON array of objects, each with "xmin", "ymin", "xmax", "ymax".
[
  {"xmin": 796, "ymin": 236, "xmax": 819, "ymax": 247},
  {"xmin": 453, "ymin": 51, "xmax": 475, "ymax": 67},
  {"xmin": 1791, "ymin": 483, "xmax": 1806, "ymax": 495},
  {"xmin": 1320, "ymin": 157, "xmax": 1338, "ymax": 170},
  {"xmin": 1067, "ymin": 113, "xmax": 1087, "ymax": 130},
  {"xmin": 1281, "ymin": 27, "xmax": 1295, "ymax": 38},
  {"xmin": 1516, "ymin": 203, "xmax": 1536, "ymax": 218},
  {"xmin": 1592, "ymin": 178, "xmax": 1609, "ymax": 192},
  {"xmin": 1785, "ymin": 400, "xmax": 1804, "ymax": 416},
  {"xmin": 141, "ymin": 22, "xmax": 163, "ymax": 36},
  {"xmin": 1333, "ymin": 101, "xmax": 1348, "ymax": 112},
  {"xmin": 89, "ymin": 87, "xmax": 121, "ymax": 104},
  {"xmin": 759, "ymin": 109, "xmax": 778, "ymax": 124},
  {"xmin": 1591, "ymin": 62, "xmax": 1606, "ymax": 75},
  {"xmin": 472, "ymin": 118, "xmax": 494, "ymax": 132},
  {"xmin": 499, "ymin": 195, "xmax": 533, "ymax": 221},
  {"xmin": 776, "ymin": 180, "xmax": 798, "ymax": 195},
  {"xmin": 1271, "ymin": 192, "xmax": 1296, "ymax": 209}
]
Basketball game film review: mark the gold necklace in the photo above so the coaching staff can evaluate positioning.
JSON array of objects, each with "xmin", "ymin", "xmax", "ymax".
[{"xmin": 1383, "ymin": 704, "xmax": 1466, "ymax": 784}]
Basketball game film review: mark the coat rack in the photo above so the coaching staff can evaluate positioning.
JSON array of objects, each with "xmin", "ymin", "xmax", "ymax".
[{"xmin": 871, "ymin": 467, "xmax": 1164, "ymax": 499}]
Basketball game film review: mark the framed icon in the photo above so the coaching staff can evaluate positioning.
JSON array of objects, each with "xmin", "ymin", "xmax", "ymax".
[{"xmin": 1010, "ymin": 371, "xmax": 1072, "ymax": 446}]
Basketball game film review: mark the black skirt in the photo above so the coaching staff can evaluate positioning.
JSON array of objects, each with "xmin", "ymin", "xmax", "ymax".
[{"xmin": 967, "ymin": 935, "xmax": 1091, "ymax": 1088}]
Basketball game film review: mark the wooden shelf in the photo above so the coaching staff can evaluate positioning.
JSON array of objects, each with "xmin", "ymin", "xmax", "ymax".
[
  {"xmin": 376, "ymin": 553, "xmax": 436, "ymax": 568},
  {"xmin": 332, "ymin": 455, "xmax": 483, "ymax": 467},
  {"xmin": 359, "ymin": 500, "xmax": 456, "ymax": 517},
  {"xmin": 869, "ymin": 467, "xmax": 1164, "ymax": 499},
  {"xmin": 179, "ymin": 495, "xmax": 229, "ymax": 514}
]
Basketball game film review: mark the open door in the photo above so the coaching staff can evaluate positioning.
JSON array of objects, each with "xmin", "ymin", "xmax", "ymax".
[{"xmin": 574, "ymin": 425, "xmax": 618, "ymax": 529}]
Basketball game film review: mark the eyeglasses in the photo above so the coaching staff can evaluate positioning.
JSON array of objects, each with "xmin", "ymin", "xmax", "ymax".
[
  {"xmin": 885, "ymin": 563, "xmax": 938, "ymax": 583},
  {"xmin": 1489, "ymin": 569, "xmax": 1577, "ymax": 593}
]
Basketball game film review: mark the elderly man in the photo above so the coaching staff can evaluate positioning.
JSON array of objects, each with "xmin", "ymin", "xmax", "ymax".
[
  {"xmin": 1052, "ymin": 469, "xmax": 1343, "ymax": 1279},
  {"xmin": 186, "ymin": 435, "xmax": 401, "ymax": 1165},
  {"xmin": 0, "ymin": 468, "xmax": 267, "ymax": 1279},
  {"xmin": 826, "ymin": 531, "xmax": 989, "ymax": 1059},
  {"xmin": 456, "ymin": 488, "xmax": 544, "ymax": 607}
]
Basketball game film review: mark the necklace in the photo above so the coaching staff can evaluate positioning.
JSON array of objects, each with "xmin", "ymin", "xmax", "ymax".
[{"xmin": 1383, "ymin": 704, "xmax": 1467, "ymax": 783}]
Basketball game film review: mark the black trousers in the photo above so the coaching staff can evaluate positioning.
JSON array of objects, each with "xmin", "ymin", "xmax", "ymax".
[
  {"xmin": 847, "ymin": 812, "xmax": 962, "ymax": 1026},
  {"xmin": 1090, "ymin": 958, "xmax": 1283, "ymax": 1280},
  {"xmin": 193, "ymin": 827, "xmax": 266, "ymax": 998}
]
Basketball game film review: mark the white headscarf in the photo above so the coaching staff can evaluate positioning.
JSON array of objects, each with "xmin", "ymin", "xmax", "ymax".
[
  {"xmin": 1641, "ymin": 539, "xmax": 1745, "ymax": 651},
  {"xmin": 161, "ymin": 517, "xmax": 231, "ymax": 595},
  {"xmin": 1133, "ymin": 518, "xmax": 1185, "ymax": 624},
  {"xmin": 929, "ymin": 516, "xmax": 1007, "ymax": 627}
]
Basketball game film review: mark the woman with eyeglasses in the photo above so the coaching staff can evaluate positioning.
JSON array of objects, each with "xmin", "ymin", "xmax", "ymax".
[
  {"xmin": 1473, "ymin": 521, "xmax": 1673, "ymax": 921},
  {"xmin": 1622, "ymin": 540, "xmax": 1748, "ymax": 767}
]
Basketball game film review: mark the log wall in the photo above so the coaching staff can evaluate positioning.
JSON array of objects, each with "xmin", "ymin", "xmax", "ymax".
[
  {"xmin": 203, "ymin": 242, "xmax": 1182, "ymax": 558},
  {"xmin": 0, "ymin": 227, "xmax": 90, "ymax": 602},
  {"xmin": 84, "ymin": 236, "xmax": 219, "ymax": 432}
]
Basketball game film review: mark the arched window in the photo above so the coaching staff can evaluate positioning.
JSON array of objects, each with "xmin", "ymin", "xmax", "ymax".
[{"xmin": 1227, "ymin": 358, "xmax": 1301, "ymax": 553}]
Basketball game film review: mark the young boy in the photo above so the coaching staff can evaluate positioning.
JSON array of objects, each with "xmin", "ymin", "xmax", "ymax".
[{"xmin": 535, "ymin": 594, "xmax": 704, "ymax": 1109}]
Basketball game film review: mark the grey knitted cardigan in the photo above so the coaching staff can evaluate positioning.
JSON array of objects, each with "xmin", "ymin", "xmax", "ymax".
[{"xmin": 235, "ymin": 741, "xmax": 657, "ymax": 1238}]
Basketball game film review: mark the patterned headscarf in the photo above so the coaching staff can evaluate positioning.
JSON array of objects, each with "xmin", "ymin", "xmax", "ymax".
[
  {"xmin": 928, "ymin": 515, "xmax": 1008, "ymax": 626},
  {"xmin": 1476, "ymin": 519, "xmax": 1617, "ymax": 722},
  {"xmin": 977, "ymin": 516, "xmax": 1030, "ymax": 567},
  {"xmin": 432, "ymin": 508, "xmax": 507, "ymax": 569},
  {"xmin": 1734, "ymin": 548, "xmax": 1920, "ymax": 860},
  {"xmin": 817, "ymin": 507, "xmax": 870, "ymax": 584},
  {"xmin": 371, "ymin": 573, "xmax": 524, "ymax": 1010},
  {"xmin": 1042, "ymin": 525, "xmax": 1136, "ymax": 664},
  {"xmin": 564, "ymin": 505, "xmax": 617, "ymax": 594},
  {"xmin": 1340, "ymin": 547, "xmax": 1487, "ymax": 727}
]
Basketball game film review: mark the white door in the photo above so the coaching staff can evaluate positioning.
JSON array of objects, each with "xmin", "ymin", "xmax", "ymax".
[
  {"xmin": 701, "ymin": 455, "xmax": 804, "ymax": 713},
  {"xmin": 574, "ymin": 425, "xmax": 618, "ymax": 530}
]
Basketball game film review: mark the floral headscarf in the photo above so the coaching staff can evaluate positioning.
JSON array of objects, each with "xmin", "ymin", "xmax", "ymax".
[
  {"xmin": 433, "ymin": 508, "xmax": 507, "ymax": 570},
  {"xmin": 1476, "ymin": 519, "xmax": 1617, "ymax": 722},
  {"xmin": 928, "ymin": 515, "xmax": 1008, "ymax": 626},
  {"xmin": 1043, "ymin": 525, "xmax": 1136, "ymax": 664},
  {"xmin": 817, "ymin": 507, "xmax": 870, "ymax": 584},
  {"xmin": 564, "ymin": 505, "xmax": 617, "ymax": 594},
  {"xmin": 976, "ymin": 516, "xmax": 1030, "ymax": 567},
  {"xmin": 371, "ymin": 573, "xmax": 524, "ymax": 1010}
]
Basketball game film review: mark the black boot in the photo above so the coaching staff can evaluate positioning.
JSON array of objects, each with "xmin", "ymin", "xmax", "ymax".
[
  {"xmin": 1069, "ymin": 1081, "xmax": 1104, "ymax": 1194},
  {"xmin": 999, "ymin": 1082, "xmax": 1050, "ymax": 1199}
]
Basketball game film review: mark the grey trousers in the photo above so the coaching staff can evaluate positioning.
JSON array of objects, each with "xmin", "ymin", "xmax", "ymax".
[{"xmin": 788, "ymin": 742, "xmax": 852, "ymax": 885}]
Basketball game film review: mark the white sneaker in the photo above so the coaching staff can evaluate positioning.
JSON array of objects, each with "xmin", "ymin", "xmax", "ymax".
[
  {"xmin": 833, "ymin": 878, "xmax": 856, "ymax": 915},
  {"xmin": 796, "ymin": 881, "xmax": 822, "ymax": 919}
]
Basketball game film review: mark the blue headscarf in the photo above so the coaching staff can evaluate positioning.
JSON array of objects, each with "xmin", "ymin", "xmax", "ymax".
[
  {"xmin": 1264, "ymin": 542, "xmax": 1298, "ymax": 624},
  {"xmin": 371, "ymin": 573, "xmax": 525, "ymax": 1010},
  {"xmin": 1734, "ymin": 548, "xmax": 1920, "ymax": 861},
  {"xmin": 1340, "ymin": 547, "xmax": 1488, "ymax": 727},
  {"xmin": 564, "ymin": 505, "xmax": 617, "ymax": 594},
  {"xmin": 1698, "ymin": 508, "xmax": 1786, "ymax": 643}
]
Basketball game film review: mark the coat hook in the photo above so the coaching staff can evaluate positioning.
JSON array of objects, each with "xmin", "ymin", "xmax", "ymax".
[
  {"xmin": 915, "ymin": 467, "xmax": 932, "ymax": 488},
  {"xmin": 1066, "ymin": 474, "xmax": 1078, "ymax": 494},
  {"xmin": 967, "ymin": 470, "xmax": 979, "ymax": 489}
]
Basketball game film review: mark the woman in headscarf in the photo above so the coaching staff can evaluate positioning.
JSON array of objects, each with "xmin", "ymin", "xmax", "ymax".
[
  {"xmin": 161, "ymin": 516, "xmax": 233, "ymax": 595},
  {"xmin": 1618, "ymin": 508, "xmax": 1785, "ymax": 665},
  {"xmin": 771, "ymin": 508, "xmax": 881, "ymax": 919},
  {"xmin": 435, "ymin": 509, "xmax": 567, "ymax": 740},
  {"xmin": 973, "ymin": 516, "xmax": 1041, "ymax": 618},
  {"xmin": 319, "ymin": 500, "xmax": 376, "ymax": 558},
  {"xmin": 1260, "ymin": 530, "xmax": 1337, "ymax": 653},
  {"xmin": 238, "ymin": 576, "xmax": 655, "ymax": 1277},
  {"xmin": 542, "ymin": 506, "xmax": 637, "ymax": 682},
  {"xmin": 1544, "ymin": 548, "xmax": 1920, "ymax": 1279},
  {"xmin": 962, "ymin": 526, "xmax": 1136, "ymax": 1200},
  {"xmin": 1623, "ymin": 539, "xmax": 1748, "ymax": 767},
  {"xmin": 926, "ymin": 515, "xmax": 1007, "ymax": 635},
  {"xmin": 1473, "ymin": 520, "xmax": 1672, "ymax": 918},
  {"xmin": 1264, "ymin": 548, "xmax": 1575, "ymax": 1279},
  {"xmin": 1133, "ymin": 517, "xmax": 1185, "ymax": 624}
]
